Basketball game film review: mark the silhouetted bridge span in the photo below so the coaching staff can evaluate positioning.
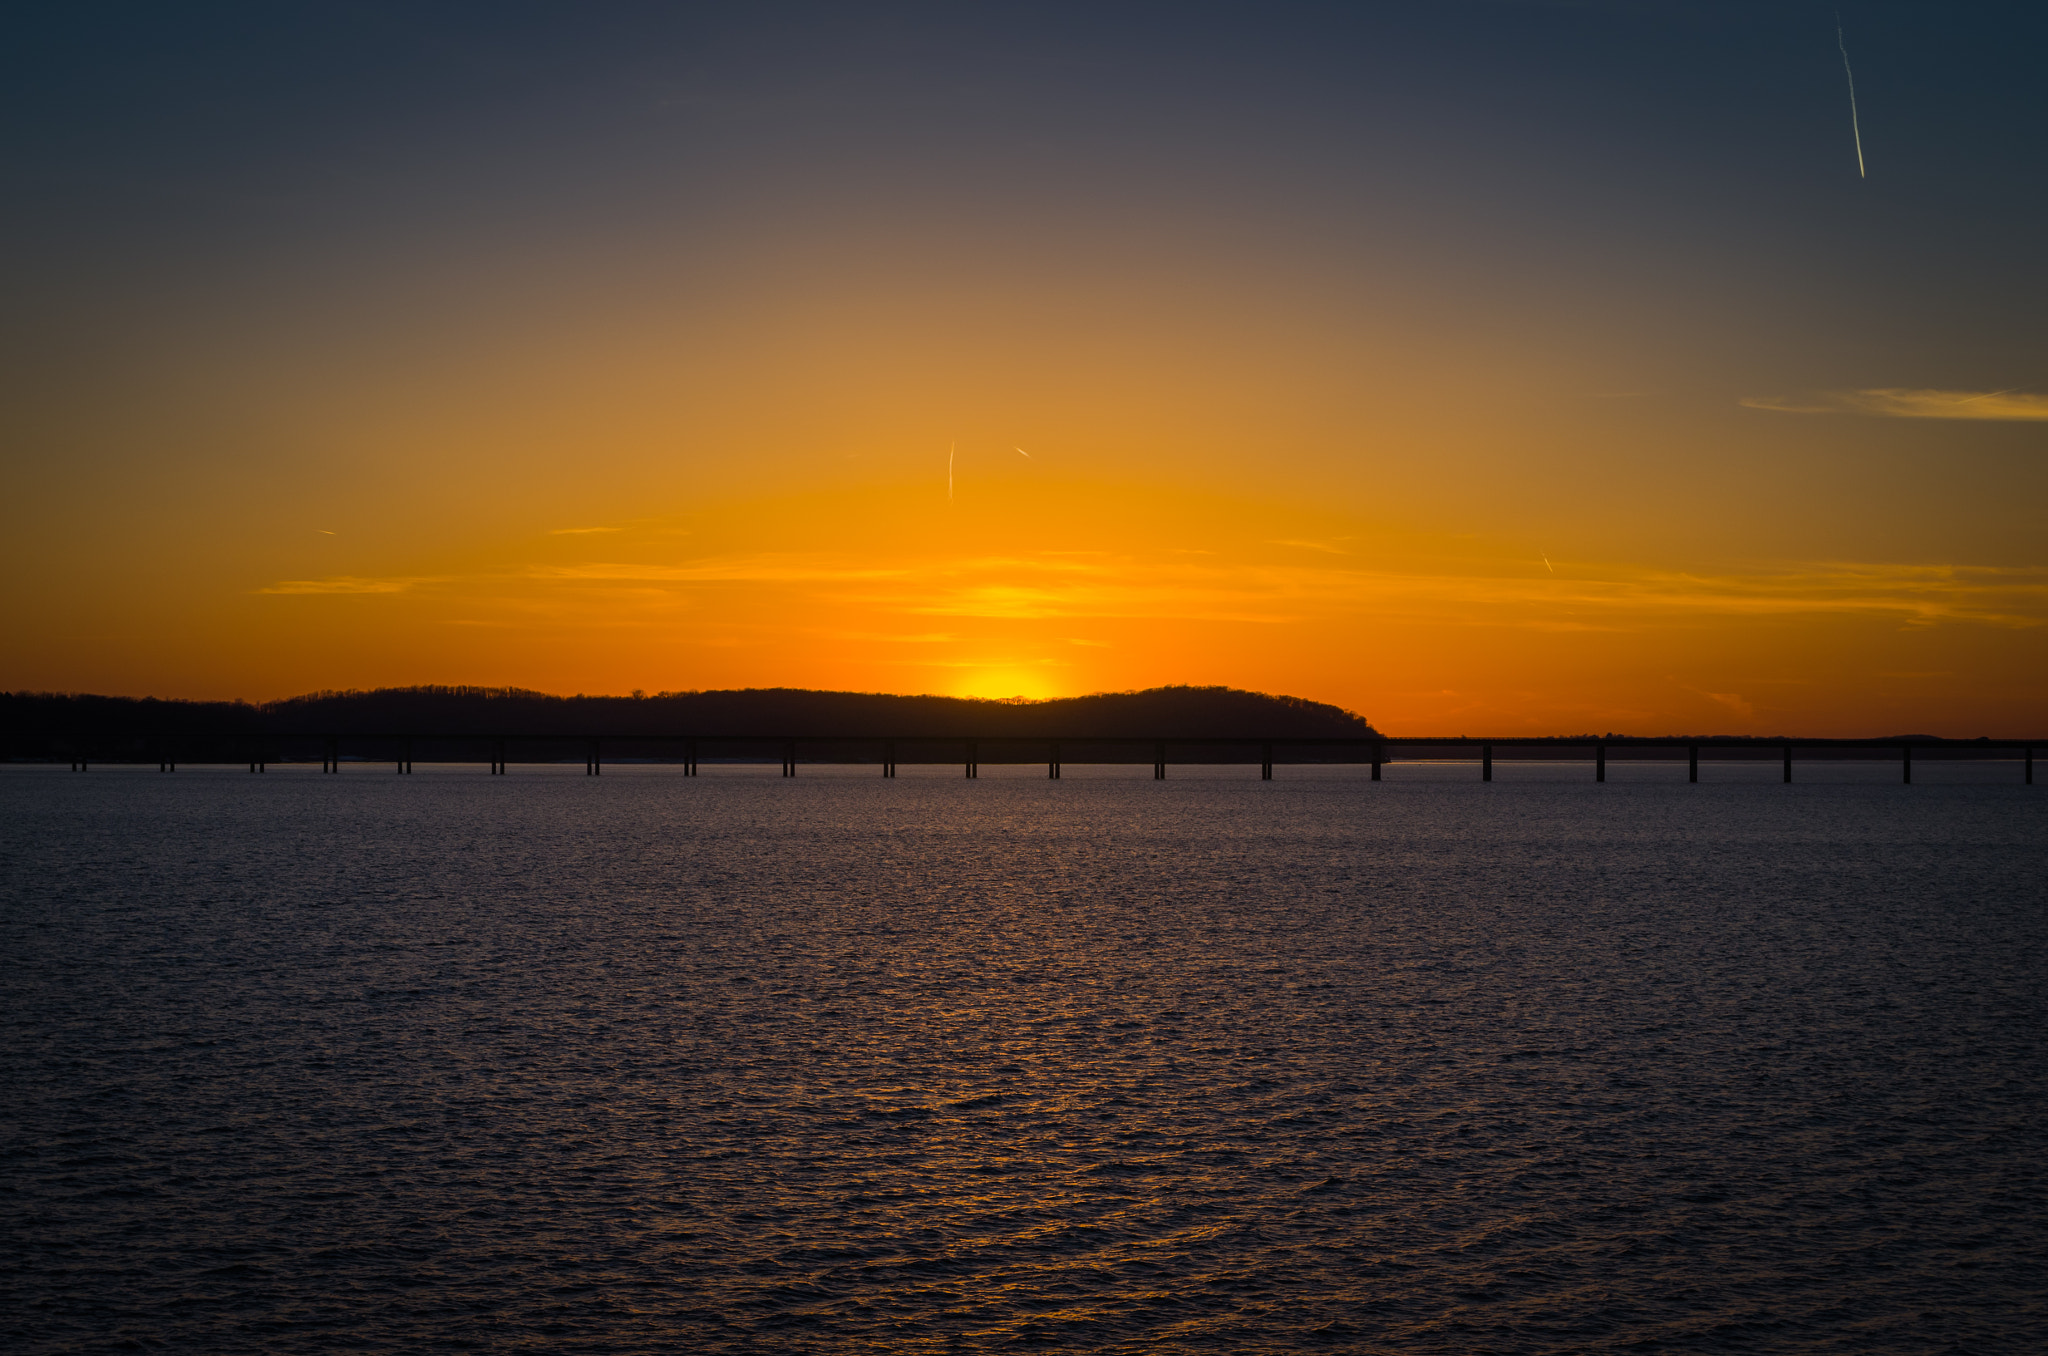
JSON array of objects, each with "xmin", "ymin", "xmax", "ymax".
[{"xmin": 17, "ymin": 732, "xmax": 2038, "ymax": 785}]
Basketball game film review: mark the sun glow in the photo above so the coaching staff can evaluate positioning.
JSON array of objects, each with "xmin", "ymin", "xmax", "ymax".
[
  {"xmin": 157, "ymin": 474, "xmax": 2047, "ymax": 736},
  {"xmin": 951, "ymin": 666, "xmax": 1063, "ymax": 703}
]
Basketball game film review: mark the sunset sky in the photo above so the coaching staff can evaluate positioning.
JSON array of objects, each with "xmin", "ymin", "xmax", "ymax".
[{"xmin": 5, "ymin": 2, "xmax": 2044, "ymax": 734}]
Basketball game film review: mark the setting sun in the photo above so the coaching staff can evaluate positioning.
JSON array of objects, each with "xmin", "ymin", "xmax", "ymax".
[{"xmin": 950, "ymin": 666, "xmax": 1064, "ymax": 703}]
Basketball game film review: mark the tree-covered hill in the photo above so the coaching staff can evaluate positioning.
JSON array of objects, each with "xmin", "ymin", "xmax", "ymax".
[{"xmin": 4, "ymin": 685, "xmax": 1375, "ymax": 742}]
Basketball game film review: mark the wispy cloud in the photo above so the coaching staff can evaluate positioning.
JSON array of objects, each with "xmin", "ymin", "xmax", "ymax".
[
  {"xmin": 1384, "ymin": 561, "xmax": 2048, "ymax": 629},
  {"xmin": 257, "ymin": 575, "xmax": 446, "ymax": 595},
  {"xmin": 817, "ymin": 630, "xmax": 960, "ymax": 644},
  {"xmin": 1741, "ymin": 388, "xmax": 2048, "ymax": 420},
  {"xmin": 529, "ymin": 557, "xmax": 912, "ymax": 583},
  {"xmin": 869, "ymin": 556, "xmax": 2048, "ymax": 629},
  {"xmin": 548, "ymin": 525, "xmax": 624, "ymax": 535},
  {"xmin": 258, "ymin": 552, "xmax": 2048, "ymax": 634},
  {"xmin": 1684, "ymin": 686, "xmax": 1755, "ymax": 719}
]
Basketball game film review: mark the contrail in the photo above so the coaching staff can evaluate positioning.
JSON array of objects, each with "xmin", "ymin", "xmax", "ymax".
[
  {"xmin": 1837, "ymin": 13, "xmax": 1866, "ymax": 178},
  {"xmin": 1542, "ymin": 553, "xmax": 1554, "ymax": 574},
  {"xmin": 1016, "ymin": 447, "xmax": 1030, "ymax": 458},
  {"xmin": 948, "ymin": 442, "xmax": 955, "ymax": 502}
]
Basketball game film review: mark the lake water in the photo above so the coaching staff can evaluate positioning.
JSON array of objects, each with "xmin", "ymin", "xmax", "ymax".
[{"xmin": 4, "ymin": 762, "xmax": 2043, "ymax": 1353}]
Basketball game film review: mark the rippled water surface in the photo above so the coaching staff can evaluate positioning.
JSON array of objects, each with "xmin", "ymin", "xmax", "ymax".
[{"xmin": 4, "ymin": 762, "xmax": 2044, "ymax": 1353}]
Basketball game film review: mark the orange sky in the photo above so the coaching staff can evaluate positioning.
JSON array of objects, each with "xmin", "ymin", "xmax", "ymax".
[{"xmin": 5, "ymin": 5, "xmax": 2044, "ymax": 735}]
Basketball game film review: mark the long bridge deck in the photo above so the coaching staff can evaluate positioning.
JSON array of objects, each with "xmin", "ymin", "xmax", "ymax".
[{"xmin": 16, "ymin": 732, "xmax": 2039, "ymax": 785}]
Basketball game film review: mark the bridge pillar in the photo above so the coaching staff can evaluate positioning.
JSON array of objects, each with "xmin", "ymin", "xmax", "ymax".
[
  {"xmin": 1048, "ymin": 742, "xmax": 1060, "ymax": 780},
  {"xmin": 1262, "ymin": 742, "xmax": 1273, "ymax": 781},
  {"xmin": 966, "ymin": 741, "xmax": 978, "ymax": 779},
  {"xmin": 883, "ymin": 741, "xmax": 895, "ymax": 778},
  {"xmin": 1482, "ymin": 744, "xmax": 1492, "ymax": 782},
  {"xmin": 1689, "ymin": 745, "xmax": 1698, "ymax": 782},
  {"xmin": 1371, "ymin": 742, "xmax": 1382, "ymax": 781},
  {"xmin": 1903, "ymin": 744, "xmax": 1912, "ymax": 785},
  {"xmin": 782, "ymin": 741, "xmax": 795, "ymax": 777},
  {"xmin": 2027, "ymin": 746, "xmax": 2034, "ymax": 786},
  {"xmin": 1154, "ymin": 741, "xmax": 1165, "ymax": 780},
  {"xmin": 1783, "ymin": 744, "xmax": 1792, "ymax": 784},
  {"xmin": 1595, "ymin": 743, "xmax": 1605, "ymax": 782}
]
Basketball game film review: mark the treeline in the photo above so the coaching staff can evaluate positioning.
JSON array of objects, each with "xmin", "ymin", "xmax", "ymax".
[{"xmin": 3, "ymin": 685, "xmax": 1376, "ymax": 742}]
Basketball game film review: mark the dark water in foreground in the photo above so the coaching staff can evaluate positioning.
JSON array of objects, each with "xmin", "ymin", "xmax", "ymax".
[{"xmin": 4, "ymin": 762, "xmax": 2044, "ymax": 1354}]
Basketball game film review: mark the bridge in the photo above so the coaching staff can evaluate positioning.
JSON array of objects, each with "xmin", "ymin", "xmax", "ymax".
[{"xmin": 20, "ymin": 732, "xmax": 2039, "ymax": 785}]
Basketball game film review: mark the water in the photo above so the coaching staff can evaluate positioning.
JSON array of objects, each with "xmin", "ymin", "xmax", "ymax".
[{"xmin": 4, "ymin": 762, "xmax": 2043, "ymax": 1353}]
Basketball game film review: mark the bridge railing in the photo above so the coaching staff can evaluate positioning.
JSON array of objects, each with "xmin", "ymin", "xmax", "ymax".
[{"xmin": 5, "ymin": 731, "xmax": 2037, "ymax": 785}]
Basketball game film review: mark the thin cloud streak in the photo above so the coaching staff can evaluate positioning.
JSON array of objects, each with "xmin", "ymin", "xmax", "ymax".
[
  {"xmin": 528, "ymin": 558, "xmax": 914, "ymax": 583},
  {"xmin": 852, "ymin": 556, "xmax": 2048, "ymax": 629},
  {"xmin": 1741, "ymin": 388, "xmax": 2048, "ymax": 420},
  {"xmin": 260, "ymin": 555, "xmax": 2048, "ymax": 632},
  {"xmin": 257, "ymin": 576, "xmax": 448, "ymax": 595},
  {"xmin": 1837, "ymin": 13, "xmax": 1867, "ymax": 178}
]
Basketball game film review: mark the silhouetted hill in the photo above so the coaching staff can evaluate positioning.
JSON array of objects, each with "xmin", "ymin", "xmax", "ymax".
[
  {"xmin": 0, "ymin": 692, "xmax": 263, "ymax": 737},
  {"xmin": 4, "ymin": 685, "xmax": 1376, "ymax": 741}
]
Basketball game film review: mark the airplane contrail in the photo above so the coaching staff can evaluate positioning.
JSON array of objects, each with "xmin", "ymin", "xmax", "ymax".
[
  {"xmin": 948, "ymin": 442, "xmax": 955, "ymax": 501},
  {"xmin": 1542, "ymin": 553, "xmax": 1554, "ymax": 574},
  {"xmin": 1837, "ymin": 13, "xmax": 1866, "ymax": 178},
  {"xmin": 1016, "ymin": 447, "xmax": 1030, "ymax": 458}
]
